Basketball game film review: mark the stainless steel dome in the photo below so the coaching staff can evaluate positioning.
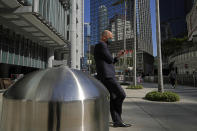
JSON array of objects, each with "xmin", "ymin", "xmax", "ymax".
[{"xmin": 0, "ymin": 66, "xmax": 110, "ymax": 131}]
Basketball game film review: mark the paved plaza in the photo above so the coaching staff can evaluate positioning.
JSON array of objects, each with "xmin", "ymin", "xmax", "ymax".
[
  {"xmin": 1, "ymin": 83, "xmax": 197, "ymax": 131},
  {"xmin": 110, "ymin": 83, "xmax": 197, "ymax": 131}
]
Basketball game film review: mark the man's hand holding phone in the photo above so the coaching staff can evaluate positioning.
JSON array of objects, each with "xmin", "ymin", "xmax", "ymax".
[{"xmin": 117, "ymin": 50, "xmax": 126, "ymax": 58}]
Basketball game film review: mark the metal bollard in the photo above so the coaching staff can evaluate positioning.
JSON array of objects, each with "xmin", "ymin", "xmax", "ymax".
[{"xmin": 0, "ymin": 66, "xmax": 110, "ymax": 131}]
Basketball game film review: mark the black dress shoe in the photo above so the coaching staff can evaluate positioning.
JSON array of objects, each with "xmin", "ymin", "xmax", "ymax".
[{"xmin": 113, "ymin": 122, "xmax": 132, "ymax": 127}]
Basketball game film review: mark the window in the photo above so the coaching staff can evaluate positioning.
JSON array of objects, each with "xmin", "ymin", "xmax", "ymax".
[
  {"xmin": 67, "ymin": 15, "xmax": 70, "ymax": 25},
  {"xmin": 67, "ymin": 31, "xmax": 69, "ymax": 40},
  {"xmin": 76, "ymin": 3, "xmax": 79, "ymax": 10}
]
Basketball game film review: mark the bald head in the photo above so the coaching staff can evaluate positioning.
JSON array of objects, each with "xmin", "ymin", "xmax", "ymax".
[{"xmin": 101, "ymin": 30, "xmax": 113, "ymax": 42}]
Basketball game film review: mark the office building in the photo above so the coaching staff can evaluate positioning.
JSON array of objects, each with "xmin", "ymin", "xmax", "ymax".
[
  {"xmin": 136, "ymin": 0, "xmax": 153, "ymax": 55},
  {"xmin": 159, "ymin": 0, "xmax": 194, "ymax": 40},
  {"xmin": 107, "ymin": 14, "xmax": 134, "ymax": 60},
  {"xmin": 187, "ymin": 0, "xmax": 197, "ymax": 42},
  {"xmin": 90, "ymin": 0, "xmax": 154, "ymax": 75},
  {"xmin": 83, "ymin": 22, "xmax": 91, "ymax": 70},
  {"xmin": 167, "ymin": 0, "xmax": 197, "ymax": 75},
  {"xmin": 169, "ymin": 47, "xmax": 197, "ymax": 74},
  {"xmin": 0, "ymin": 0, "xmax": 84, "ymax": 78},
  {"xmin": 90, "ymin": 0, "xmax": 123, "ymax": 45},
  {"xmin": 98, "ymin": 5, "xmax": 109, "ymax": 39},
  {"xmin": 91, "ymin": 0, "xmax": 153, "ymax": 54},
  {"xmin": 168, "ymin": 0, "xmax": 197, "ymax": 75},
  {"xmin": 110, "ymin": 15, "xmax": 133, "ymax": 41}
]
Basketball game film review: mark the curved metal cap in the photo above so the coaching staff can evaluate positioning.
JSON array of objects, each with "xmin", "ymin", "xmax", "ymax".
[{"xmin": 3, "ymin": 66, "xmax": 109, "ymax": 102}]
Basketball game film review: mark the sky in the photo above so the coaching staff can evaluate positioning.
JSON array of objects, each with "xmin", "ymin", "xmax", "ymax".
[{"xmin": 84, "ymin": 0, "xmax": 157, "ymax": 56}]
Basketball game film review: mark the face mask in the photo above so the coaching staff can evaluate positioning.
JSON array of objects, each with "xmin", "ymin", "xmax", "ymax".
[{"xmin": 106, "ymin": 38, "xmax": 112, "ymax": 45}]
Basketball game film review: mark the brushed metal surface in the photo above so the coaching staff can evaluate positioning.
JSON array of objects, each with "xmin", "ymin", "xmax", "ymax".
[{"xmin": 0, "ymin": 66, "xmax": 109, "ymax": 131}]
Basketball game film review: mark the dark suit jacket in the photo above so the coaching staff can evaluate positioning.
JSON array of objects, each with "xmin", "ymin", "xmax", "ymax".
[{"xmin": 94, "ymin": 41, "xmax": 118, "ymax": 79}]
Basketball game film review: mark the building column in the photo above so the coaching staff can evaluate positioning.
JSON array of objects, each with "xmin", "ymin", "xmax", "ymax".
[
  {"xmin": 76, "ymin": 2, "xmax": 80, "ymax": 70},
  {"xmin": 81, "ymin": 0, "xmax": 84, "ymax": 58},
  {"xmin": 47, "ymin": 48, "xmax": 54, "ymax": 68},
  {"xmin": 71, "ymin": 0, "xmax": 77, "ymax": 69},
  {"xmin": 76, "ymin": 0, "xmax": 84, "ymax": 70}
]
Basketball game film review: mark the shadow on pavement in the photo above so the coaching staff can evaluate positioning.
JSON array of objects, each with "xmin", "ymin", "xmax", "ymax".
[{"xmin": 121, "ymin": 100, "xmax": 197, "ymax": 131}]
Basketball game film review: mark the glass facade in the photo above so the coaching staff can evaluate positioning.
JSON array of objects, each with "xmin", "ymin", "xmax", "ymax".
[
  {"xmin": 83, "ymin": 23, "xmax": 91, "ymax": 69},
  {"xmin": 90, "ymin": 0, "xmax": 124, "ymax": 45},
  {"xmin": 0, "ymin": 0, "xmax": 71, "ymax": 69},
  {"xmin": 98, "ymin": 5, "xmax": 109, "ymax": 39},
  {"xmin": 91, "ymin": 0, "xmax": 153, "ymax": 74},
  {"xmin": 21, "ymin": 0, "xmax": 68, "ymax": 40},
  {"xmin": 187, "ymin": 0, "xmax": 197, "ymax": 41},
  {"xmin": 0, "ymin": 0, "xmax": 78, "ymax": 79},
  {"xmin": 159, "ymin": 0, "xmax": 194, "ymax": 38},
  {"xmin": 109, "ymin": 15, "xmax": 133, "ymax": 41},
  {"xmin": 0, "ymin": 26, "xmax": 47, "ymax": 68},
  {"xmin": 90, "ymin": 0, "xmax": 153, "ymax": 55},
  {"xmin": 37, "ymin": 0, "xmax": 67, "ymax": 40},
  {"xmin": 137, "ymin": 0, "xmax": 153, "ymax": 55}
]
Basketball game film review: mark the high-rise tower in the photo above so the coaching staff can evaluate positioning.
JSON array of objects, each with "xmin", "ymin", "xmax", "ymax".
[
  {"xmin": 98, "ymin": 5, "xmax": 109, "ymax": 39},
  {"xmin": 90, "ymin": 0, "xmax": 154, "ymax": 74},
  {"xmin": 136, "ymin": 0, "xmax": 153, "ymax": 55},
  {"xmin": 91, "ymin": 0, "xmax": 153, "ymax": 55}
]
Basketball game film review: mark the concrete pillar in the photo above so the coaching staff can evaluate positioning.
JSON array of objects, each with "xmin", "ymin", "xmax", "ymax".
[
  {"xmin": 81, "ymin": 0, "xmax": 84, "ymax": 69},
  {"xmin": 82, "ymin": 0, "xmax": 84, "ymax": 58},
  {"xmin": 47, "ymin": 48, "xmax": 54, "ymax": 68},
  {"xmin": 76, "ymin": 6, "xmax": 80, "ymax": 70},
  {"xmin": 71, "ymin": 0, "xmax": 77, "ymax": 69},
  {"xmin": 76, "ymin": 0, "xmax": 84, "ymax": 70}
]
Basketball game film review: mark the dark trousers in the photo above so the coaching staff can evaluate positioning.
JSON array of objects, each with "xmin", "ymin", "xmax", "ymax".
[
  {"xmin": 170, "ymin": 78, "xmax": 176, "ymax": 86},
  {"xmin": 101, "ymin": 77, "xmax": 126, "ymax": 123},
  {"xmin": 48, "ymin": 102, "xmax": 62, "ymax": 131}
]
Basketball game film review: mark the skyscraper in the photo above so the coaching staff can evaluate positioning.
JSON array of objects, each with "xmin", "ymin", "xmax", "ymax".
[
  {"xmin": 160, "ymin": 0, "xmax": 195, "ymax": 74},
  {"xmin": 90, "ymin": 0, "xmax": 153, "ymax": 55},
  {"xmin": 136, "ymin": 0, "xmax": 153, "ymax": 55},
  {"xmin": 187, "ymin": 0, "xmax": 197, "ymax": 42},
  {"xmin": 159, "ymin": 0, "xmax": 194, "ymax": 39},
  {"xmin": 90, "ymin": 0, "xmax": 154, "ymax": 75},
  {"xmin": 83, "ymin": 23, "xmax": 91, "ymax": 69},
  {"xmin": 98, "ymin": 5, "xmax": 109, "ymax": 39},
  {"xmin": 109, "ymin": 15, "xmax": 133, "ymax": 42},
  {"xmin": 90, "ymin": 0, "xmax": 123, "ymax": 45}
]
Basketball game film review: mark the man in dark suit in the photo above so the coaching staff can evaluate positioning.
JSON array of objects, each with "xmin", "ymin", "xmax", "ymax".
[{"xmin": 94, "ymin": 30, "xmax": 131, "ymax": 127}]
